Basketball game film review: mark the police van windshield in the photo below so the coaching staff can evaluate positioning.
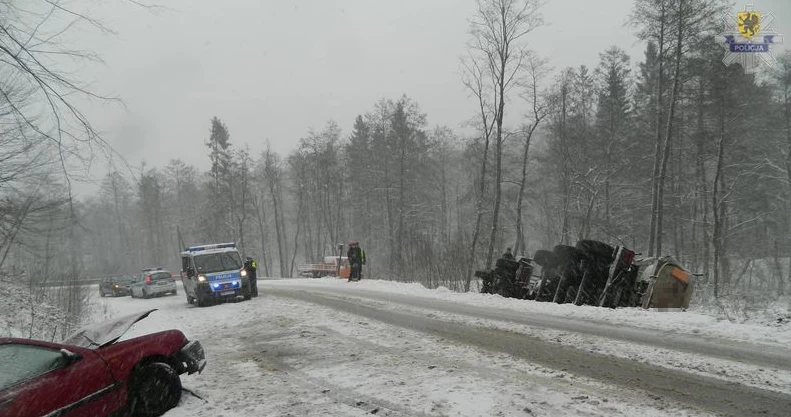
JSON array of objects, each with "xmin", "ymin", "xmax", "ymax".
[{"xmin": 194, "ymin": 252, "xmax": 243, "ymax": 274}]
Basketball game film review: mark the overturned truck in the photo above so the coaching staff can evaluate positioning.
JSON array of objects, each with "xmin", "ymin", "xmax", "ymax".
[{"xmin": 477, "ymin": 240, "xmax": 695, "ymax": 309}]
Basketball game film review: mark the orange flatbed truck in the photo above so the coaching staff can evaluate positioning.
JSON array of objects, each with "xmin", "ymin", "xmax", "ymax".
[{"xmin": 297, "ymin": 256, "xmax": 350, "ymax": 278}]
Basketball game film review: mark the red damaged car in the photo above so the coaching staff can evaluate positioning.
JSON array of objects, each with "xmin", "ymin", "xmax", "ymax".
[{"xmin": 0, "ymin": 309, "xmax": 205, "ymax": 417}]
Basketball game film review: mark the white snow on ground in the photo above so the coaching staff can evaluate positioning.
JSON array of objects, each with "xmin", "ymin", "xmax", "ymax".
[
  {"xmin": 264, "ymin": 278, "xmax": 791, "ymax": 346},
  {"xmin": 322, "ymin": 290, "xmax": 791, "ymax": 395},
  {"xmin": 91, "ymin": 281, "xmax": 715, "ymax": 417}
]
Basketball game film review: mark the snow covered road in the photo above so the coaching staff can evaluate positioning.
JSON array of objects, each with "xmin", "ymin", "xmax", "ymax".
[{"xmin": 92, "ymin": 278, "xmax": 791, "ymax": 417}]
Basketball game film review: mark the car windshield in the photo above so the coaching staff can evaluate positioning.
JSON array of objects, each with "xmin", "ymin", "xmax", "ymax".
[
  {"xmin": 194, "ymin": 252, "xmax": 243, "ymax": 274},
  {"xmin": 110, "ymin": 276, "xmax": 132, "ymax": 284}
]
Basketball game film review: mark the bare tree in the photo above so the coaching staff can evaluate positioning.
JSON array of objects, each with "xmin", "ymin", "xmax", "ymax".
[
  {"xmin": 460, "ymin": 55, "xmax": 496, "ymax": 291},
  {"xmin": 769, "ymin": 51, "xmax": 791, "ymax": 295},
  {"xmin": 462, "ymin": 0, "xmax": 543, "ymax": 288},
  {"xmin": 513, "ymin": 55, "xmax": 549, "ymax": 254},
  {"xmin": 632, "ymin": 0, "xmax": 669, "ymax": 257},
  {"xmin": 261, "ymin": 146, "xmax": 287, "ymax": 277},
  {"xmin": 0, "ymin": 0, "xmax": 139, "ymax": 200}
]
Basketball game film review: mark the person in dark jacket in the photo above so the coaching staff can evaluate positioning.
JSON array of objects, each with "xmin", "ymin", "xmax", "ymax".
[
  {"xmin": 244, "ymin": 257, "xmax": 258, "ymax": 297},
  {"xmin": 346, "ymin": 242, "xmax": 366, "ymax": 281},
  {"xmin": 502, "ymin": 247, "xmax": 515, "ymax": 260}
]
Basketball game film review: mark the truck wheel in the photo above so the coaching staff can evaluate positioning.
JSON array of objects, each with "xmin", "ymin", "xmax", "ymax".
[
  {"xmin": 128, "ymin": 362, "xmax": 181, "ymax": 417},
  {"xmin": 576, "ymin": 240, "xmax": 616, "ymax": 264},
  {"xmin": 533, "ymin": 250, "xmax": 558, "ymax": 268}
]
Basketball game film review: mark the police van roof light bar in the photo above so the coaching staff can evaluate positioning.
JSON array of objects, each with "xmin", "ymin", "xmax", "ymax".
[{"xmin": 185, "ymin": 242, "xmax": 237, "ymax": 252}]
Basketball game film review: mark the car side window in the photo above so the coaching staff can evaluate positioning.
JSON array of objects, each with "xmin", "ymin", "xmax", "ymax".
[{"xmin": 0, "ymin": 344, "xmax": 68, "ymax": 390}]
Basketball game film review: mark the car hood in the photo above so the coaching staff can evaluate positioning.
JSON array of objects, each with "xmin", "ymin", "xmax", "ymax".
[{"xmin": 62, "ymin": 309, "xmax": 157, "ymax": 349}]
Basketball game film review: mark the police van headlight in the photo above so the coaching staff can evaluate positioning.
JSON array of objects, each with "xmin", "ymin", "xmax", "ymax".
[
  {"xmin": 240, "ymin": 269, "xmax": 248, "ymax": 277},
  {"xmin": 197, "ymin": 275, "xmax": 206, "ymax": 282}
]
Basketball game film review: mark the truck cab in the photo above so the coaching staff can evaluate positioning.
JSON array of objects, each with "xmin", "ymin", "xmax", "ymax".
[{"xmin": 180, "ymin": 242, "xmax": 251, "ymax": 307}]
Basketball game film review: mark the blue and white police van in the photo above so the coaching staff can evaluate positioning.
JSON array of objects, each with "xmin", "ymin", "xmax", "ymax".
[{"xmin": 180, "ymin": 242, "xmax": 251, "ymax": 307}]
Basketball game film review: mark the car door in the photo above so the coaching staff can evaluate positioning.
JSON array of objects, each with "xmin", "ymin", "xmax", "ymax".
[
  {"xmin": 130, "ymin": 273, "xmax": 143, "ymax": 297},
  {"xmin": 0, "ymin": 342, "xmax": 120, "ymax": 417},
  {"xmin": 182, "ymin": 256, "xmax": 196, "ymax": 297},
  {"xmin": 181, "ymin": 256, "xmax": 192, "ymax": 296}
]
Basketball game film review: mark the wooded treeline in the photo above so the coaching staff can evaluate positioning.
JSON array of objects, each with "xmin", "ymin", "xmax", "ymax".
[{"xmin": 2, "ymin": 0, "xmax": 791, "ymax": 303}]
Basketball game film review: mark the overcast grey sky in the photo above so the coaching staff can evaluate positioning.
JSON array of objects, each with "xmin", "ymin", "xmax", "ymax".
[{"xmin": 72, "ymin": 0, "xmax": 790, "ymax": 190}]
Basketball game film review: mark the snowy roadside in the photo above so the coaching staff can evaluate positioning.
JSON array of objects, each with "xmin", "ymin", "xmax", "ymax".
[
  {"xmin": 262, "ymin": 278, "xmax": 791, "ymax": 347},
  {"xmin": 0, "ymin": 277, "xmax": 93, "ymax": 340},
  {"xmin": 93, "ymin": 283, "xmax": 712, "ymax": 417}
]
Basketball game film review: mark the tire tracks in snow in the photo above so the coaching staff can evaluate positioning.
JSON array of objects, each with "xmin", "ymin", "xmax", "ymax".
[
  {"xmin": 311, "ymin": 325, "xmax": 681, "ymax": 415},
  {"xmin": 246, "ymin": 340, "xmax": 430, "ymax": 417},
  {"xmin": 267, "ymin": 287, "xmax": 791, "ymax": 417},
  {"xmin": 224, "ymin": 311, "xmax": 431, "ymax": 417}
]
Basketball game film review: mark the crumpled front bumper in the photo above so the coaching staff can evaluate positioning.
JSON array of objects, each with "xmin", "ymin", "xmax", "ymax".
[{"xmin": 177, "ymin": 340, "xmax": 207, "ymax": 375}]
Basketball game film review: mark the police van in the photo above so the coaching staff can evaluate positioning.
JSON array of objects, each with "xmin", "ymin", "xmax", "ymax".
[{"xmin": 180, "ymin": 242, "xmax": 251, "ymax": 307}]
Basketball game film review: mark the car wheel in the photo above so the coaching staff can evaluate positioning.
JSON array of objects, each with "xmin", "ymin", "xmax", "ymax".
[
  {"xmin": 196, "ymin": 295, "xmax": 208, "ymax": 307},
  {"xmin": 129, "ymin": 362, "xmax": 182, "ymax": 417}
]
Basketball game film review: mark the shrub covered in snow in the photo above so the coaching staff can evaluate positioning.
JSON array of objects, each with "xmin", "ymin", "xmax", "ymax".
[{"xmin": 0, "ymin": 273, "xmax": 93, "ymax": 340}]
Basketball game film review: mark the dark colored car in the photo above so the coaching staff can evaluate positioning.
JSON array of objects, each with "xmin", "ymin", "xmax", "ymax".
[
  {"xmin": 99, "ymin": 275, "xmax": 133, "ymax": 297},
  {"xmin": 0, "ymin": 309, "xmax": 205, "ymax": 417}
]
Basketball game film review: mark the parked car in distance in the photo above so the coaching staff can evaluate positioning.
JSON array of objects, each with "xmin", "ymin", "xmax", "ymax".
[
  {"xmin": 131, "ymin": 268, "xmax": 177, "ymax": 298},
  {"xmin": 99, "ymin": 275, "xmax": 134, "ymax": 297},
  {"xmin": 0, "ymin": 309, "xmax": 205, "ymax": 417}
]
